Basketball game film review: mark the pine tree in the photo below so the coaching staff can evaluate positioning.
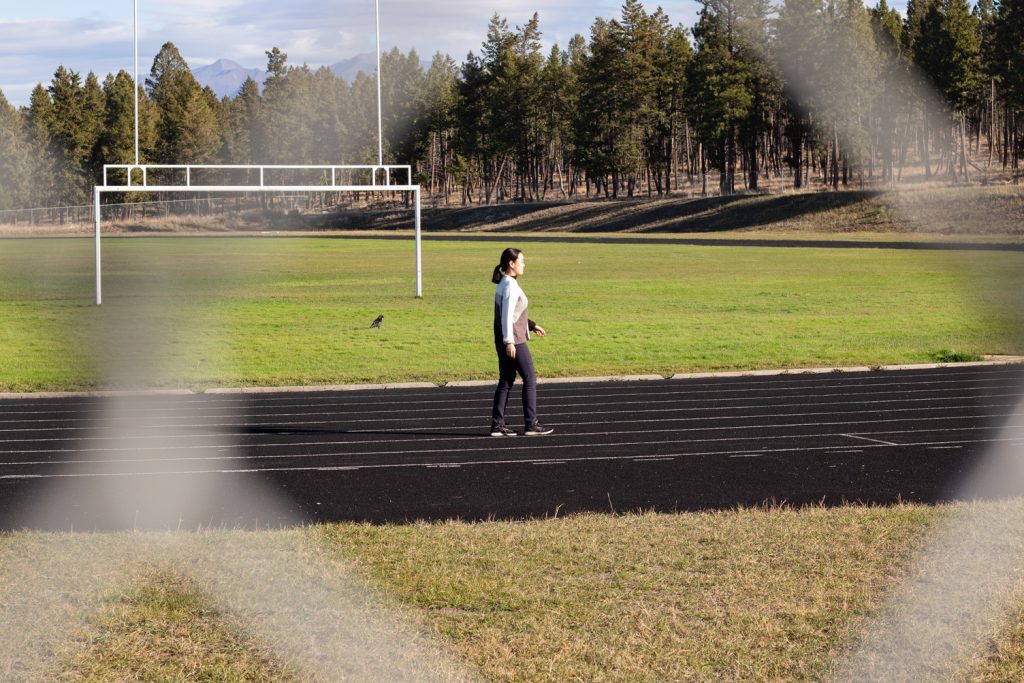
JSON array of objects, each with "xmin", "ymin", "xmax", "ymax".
[
  {"xmin": 992, "ymin": 0, "xmax": 1024, "ymax": 167},
  {"xmin": 26, "ymin": 85, "xmax": 54, "ymax": 146},
  {"xmin": 381, "ymin": 47, "xmax": 425, "ymax": 165},
  {"xmin": 871, "ymin": 0, "xmax": 912, "ymax": 182},
  {"xmin": 736, "ymin": 0, "xmax": 777, "ymax": 191},
  {"xmin": 25, "ymin": 85, "xmax": 58, "ymax": 206},
  {"xmin": 974, "ymin": 0, "xmax": 998, "ymax": 164},
  {"xmin": 661, "ymin": 25, "xmax": 693, "ymax": 192},
  {"xmin": 80, "ymin": 72, "xmax": 106, "ymax": 180},
  {"xmin": 48, "ymin": 66, "xmax": 91, "ymax": 204},
  {"xmin": 417, "ymin": 52, "xmax": 460, "ymax": 200},
  {"xmin": 309, "ymin": 66, "xmax": 348, "ymax": 165},
  {"xmin": 266, "ymin": 48, "xmax": 288, "ymax": 82},
  {"xmin": 256, "ymin": 49, "xmax": 321, "ymax": 164},
  {"xmin": 96, "ymin": 71, "xmax": 139, "ymax": 166},
  {"xmin": 576, "ymin": 17, "xmax": 626, "ymax": 197},
  {"xmin": 914, "ymin": 0, "xmax": 982, "ymax": 178},
  {"xmin": 566, "ymin": 34, "xmax": 589, "ymax": 195},
  {"xmin": 619, "ymin": 1, "xmax": 673, "ymax": 196},
  {"xmin": 347, "ymin": 70, "xmax": 380, "ymax": 165},
  {"xmin": 456, "ymin": 51, "xmax": 490, "ymax": 203},
  {"xmin": 477, "ymin": 12, "xmax": 546, "ymax": 200},
  {"xmin": 926, "ymin": 0, "xmax": 983, "ymax": 110},
  {"xmin": 776, "ymin": 0, "xmax": 824, "ymax": 187},
  {"xmin": 824, "ymin": 0, "xmax": 880, "ymax": 186},
  {"xmin": 538, "ymin": 43, "xmax": 577, "ymax": 198},
  {"xmin": 223, "ymin": 76, "xmax": 261, "ymax": 164},
  {"xmin": 147, "ymin": 42, "xmax": 219, "ymax": 163},
  {"xmin": 137, "ymin": 82, "xmax": 159, "ymax": 163},
  {"xmin": 0, "ymin": 89, "xmax": 34, "ymax": 209},
  {"xmin": 686, "ymin": 0, "xmax": 755, "ymax": 193}
]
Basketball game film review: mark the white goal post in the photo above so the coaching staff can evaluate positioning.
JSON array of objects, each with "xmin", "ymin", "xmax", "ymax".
[{"xmin": 93, "ymin": 163, "xmax": 422, "ymax": 304}]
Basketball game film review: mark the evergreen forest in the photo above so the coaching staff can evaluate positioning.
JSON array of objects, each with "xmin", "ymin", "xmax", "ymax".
[{"xmin": 0, "ymin": 0, "xmax": 1022, "ymax": 213}]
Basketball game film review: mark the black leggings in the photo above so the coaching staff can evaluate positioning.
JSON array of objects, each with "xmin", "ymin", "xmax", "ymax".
[{"xmin": 491, "ymin": 342, "xmax": 537, "ymax": 428}]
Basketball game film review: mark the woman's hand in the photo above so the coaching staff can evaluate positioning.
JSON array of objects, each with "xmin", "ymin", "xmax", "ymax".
[
  {"xmin": 533, "ymin": 325, "xmax": 546, "ymax": 337},
  {"xmin": 506, "ymin": 342, "xmax": 516, "ymax": 359}
]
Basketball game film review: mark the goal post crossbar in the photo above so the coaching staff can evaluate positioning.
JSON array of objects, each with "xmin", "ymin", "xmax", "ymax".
[
  {"xmin": 93, "ymin": 165, "xmax": 422, "ymax": 305},
  {"xmin": 101, "ymin": 163, "xmax": 413, "ymax": 189},
  {"xmin": 97, "ymin": 184, "xmax": 420, "ymax": 193}
]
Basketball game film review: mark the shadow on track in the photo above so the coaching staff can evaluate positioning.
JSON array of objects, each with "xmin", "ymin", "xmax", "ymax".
[{"xmin": 241, "ymin": 426, "xmax": 490, "ymax": 439}]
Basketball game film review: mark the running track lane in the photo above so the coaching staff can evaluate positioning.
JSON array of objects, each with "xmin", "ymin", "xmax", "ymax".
[{"xmin": 0, "ymin": 364, "xmax": 1022, "ymax": 530}]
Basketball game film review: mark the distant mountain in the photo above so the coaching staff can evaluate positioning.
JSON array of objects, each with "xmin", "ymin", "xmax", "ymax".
[
  {"xmin": 190, "ymin": 51, "xmax": 417, "ymax": 98},
  {"xmin": 329, "ymin": 52, "xmax": 379, "ymax": 82},
  {"xmin": 192, "ymin": 59, "xmax": 266, "ymax": 99}
]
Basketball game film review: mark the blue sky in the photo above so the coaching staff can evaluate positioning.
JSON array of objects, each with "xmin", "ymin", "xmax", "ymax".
[{"xmin": 0, "ymin": 0, "xmax": 907, "ymax": 108}]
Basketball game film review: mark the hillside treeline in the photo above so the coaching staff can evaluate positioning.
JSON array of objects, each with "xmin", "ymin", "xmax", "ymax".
[{"xmin": 0, "ymin": 0, "xmax": 1022, "ymax": 212}]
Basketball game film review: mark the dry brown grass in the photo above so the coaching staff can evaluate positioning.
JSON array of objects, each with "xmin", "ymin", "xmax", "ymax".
[
  {"xmin": 56, "ymin": 567, "xmax": 300, "ymax": 682},
  {"xmin": 314, "ymin": 502, "xmax": 1024, "ymax": 682},
  {"xmin": 0, "ymin": 531, "xmax": 478, "ymax": 682},
  {"xmin": 2, "ymin": 184, "xmax": 1021, "ymax": 239},
  {"xmin": 6, "ymin": 503, "xmax": 1024, "ymax": 681},
  {"xmin": 429, "ymin": 185, "xmax": 1024, "ymax": 237}
]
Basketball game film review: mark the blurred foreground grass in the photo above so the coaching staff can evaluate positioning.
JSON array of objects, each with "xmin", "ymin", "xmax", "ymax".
[{"xmin": 4, "ymin": 502, "xmax": 1024, "ymax": 681}]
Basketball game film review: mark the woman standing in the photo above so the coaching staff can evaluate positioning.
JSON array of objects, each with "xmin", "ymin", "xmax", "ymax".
[{"xmin": 491, "ymin": 248, "xmax": 554, "ymax": 437}]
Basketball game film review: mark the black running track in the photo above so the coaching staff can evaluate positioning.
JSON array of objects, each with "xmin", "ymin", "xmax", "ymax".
[{"xmin": 1, "ymin": 364, "xmax": 1022, "ymax": 531}]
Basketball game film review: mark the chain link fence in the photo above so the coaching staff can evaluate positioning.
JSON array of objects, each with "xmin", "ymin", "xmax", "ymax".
[{"xmin": 0, "ymin": 192, "xmax": 417, "ymax": 234}]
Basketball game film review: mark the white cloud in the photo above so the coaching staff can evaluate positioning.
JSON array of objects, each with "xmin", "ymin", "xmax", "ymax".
[
  {"xmin": 160, "ymin": 0, "xmax": 246, "ymax": 10},
  {"xmin": 0, "ymin": 18, "xmax": 137, "ymax": 105}
]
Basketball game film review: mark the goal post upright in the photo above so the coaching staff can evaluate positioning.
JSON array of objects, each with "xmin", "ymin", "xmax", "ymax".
[
  {"xmin": 414, "ymin": 185, "xmax": 422, "ymax": 298},
  {"xmin": 94, "ymin": 185, "xmax": 103, "ymax": 305}
]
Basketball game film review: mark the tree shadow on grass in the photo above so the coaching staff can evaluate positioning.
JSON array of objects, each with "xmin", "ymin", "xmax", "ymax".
[{"xmin": 381, "ymin": 191, "xmax": 887, "ymax": 234}]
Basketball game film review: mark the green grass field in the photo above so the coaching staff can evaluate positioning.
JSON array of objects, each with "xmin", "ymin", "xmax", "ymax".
[{"xmin": 0, "ymin": 236, "xmax": 1020, "ymax": 391}]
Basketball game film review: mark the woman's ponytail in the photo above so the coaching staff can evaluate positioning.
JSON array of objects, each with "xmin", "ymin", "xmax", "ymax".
[{"xmin": 491, "ymin": 247, "xmax": 522, "ymax": 283}]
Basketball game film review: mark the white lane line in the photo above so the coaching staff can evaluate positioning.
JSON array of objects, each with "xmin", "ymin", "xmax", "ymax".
[
  {"xmin": 3, "ymin": 423, "xmax": 1015, "ymax": 471},
  {"xmin": 0, "ymin": 399, "xmax": 1015, "ymax": 435},
  {"xmin": 3, "ymin": 374, "xmax": 1019, "ymax": 414},
  {"xmin": 842, "ymin": 434, "xmax": 900, "ymax": 446},
  {"xmin": 2, "ymin": 370, "xmax": 1017, "ymax": 411},
  {"xmin": 0, "ymin": 397, "xmax": 1014, "ymax": 450},
  {"xmin": 3, "ymin": 389, "xmax": 1020, "ymax": 425},
  {"xmin": 0, "ymin": 415, "xmax": 1015, "ymax": 464},
  {"xmin": 927, "ymin": 445, "xmax": 963, "ymax": 450},
  {"xmin": 729, "ymin": 453, "xmax": 764, "ymax": 458},
  {"xmin": 0, "ymin": 414, "xmax": 1014, "ymax": 466},
  {"xmin": 3, "ymin": 374, "xmax": 1018, "ymax": 414},
  {"xmin": 2, "ymin": 435, "xmax": 1015, "ymax": 480}
]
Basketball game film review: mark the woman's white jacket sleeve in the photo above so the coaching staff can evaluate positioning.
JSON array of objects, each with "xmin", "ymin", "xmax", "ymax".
[{"xmin": 499, "ymin": 279, "xmax": 517, "ymax": 345}]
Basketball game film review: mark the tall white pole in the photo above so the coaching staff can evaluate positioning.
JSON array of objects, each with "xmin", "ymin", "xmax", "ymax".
[
  {"xmin": 414, "ymin": 187, "xmax": 422, "ymax": 298},
  {"xmin": 134, "ymin": 0, "xmax": 139, "ymax": 166},
  {"xmin": 375, "ymin": 0, "xmax": 383, "ymax": 167},
  {"xmin": 95, "ymin": 187, "xmax": 102, "ymax": 305}
]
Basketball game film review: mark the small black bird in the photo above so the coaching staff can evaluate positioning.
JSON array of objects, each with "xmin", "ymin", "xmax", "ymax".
[{"xmin": 370, "ymin": 314, "xmax": 384, "ymax": 329}]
